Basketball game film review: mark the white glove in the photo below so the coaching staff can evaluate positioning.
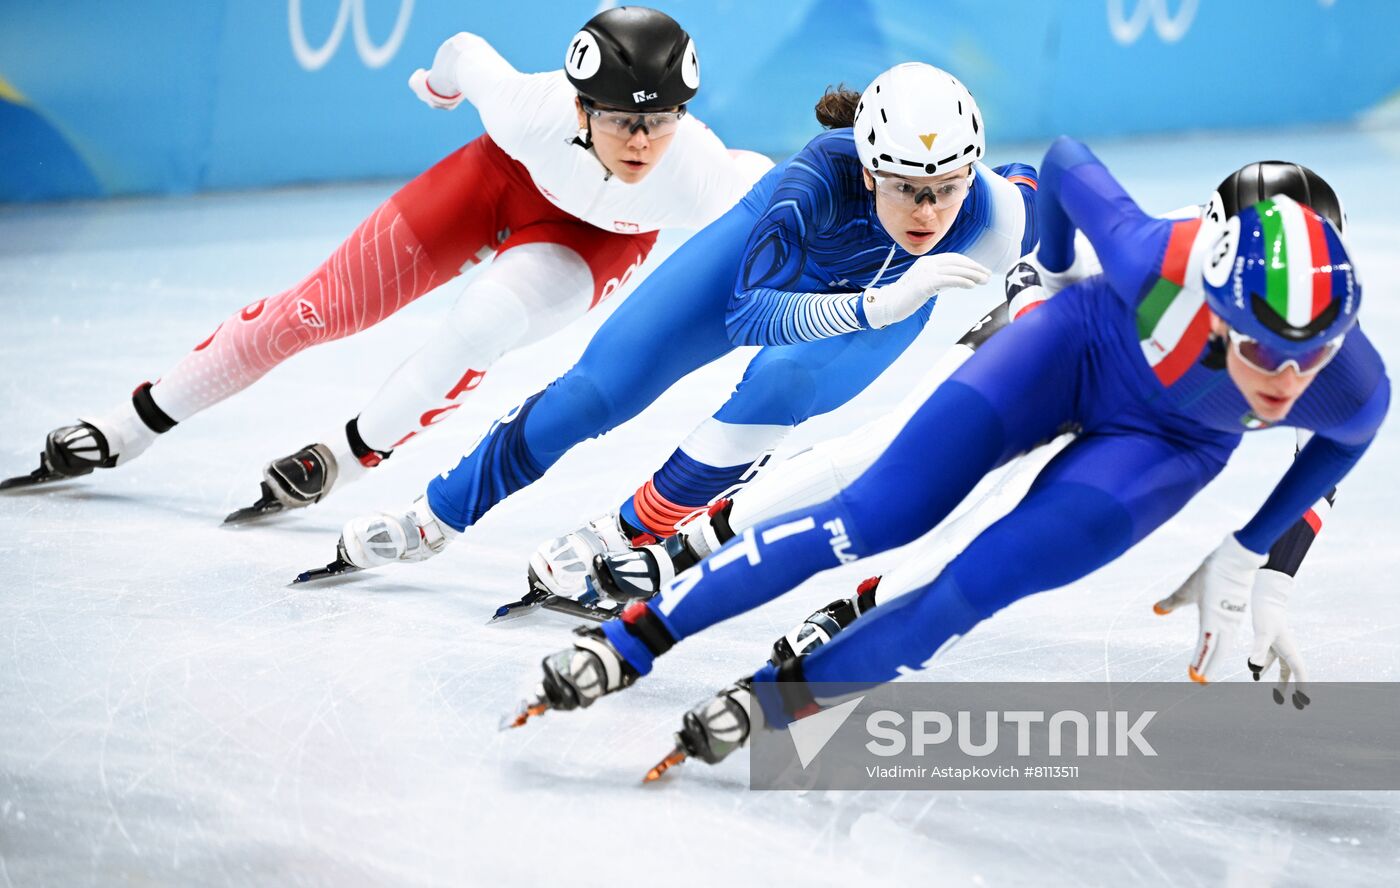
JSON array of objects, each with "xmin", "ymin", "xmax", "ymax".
[
  {"xmin": 408, "ymin": 33, "xmax": 471, "ymax": 110},
  {"xmin": 1153, "ymin": 534, "xmax": 1265, "ymax": 683},
  {"xmin": 1248, "ymin": 569, "xmax": 1311, "ymax": 709},
  {"xmin": 862, "ymin": 253, "xmax": 990, "ymax": 330}
]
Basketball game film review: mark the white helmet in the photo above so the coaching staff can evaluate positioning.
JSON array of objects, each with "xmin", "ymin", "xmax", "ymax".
[{"xmin": 853, "ymin": 63, "xmax": 985, "ymax": 176}]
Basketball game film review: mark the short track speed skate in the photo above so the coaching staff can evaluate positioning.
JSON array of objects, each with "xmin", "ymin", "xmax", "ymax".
[{"xmin": 3, "ymin": 423, "xmax": 117, "ymax": 491}]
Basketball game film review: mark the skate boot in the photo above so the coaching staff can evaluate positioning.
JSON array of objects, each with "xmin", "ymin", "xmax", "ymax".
[
  {"xmin": 769, "ymin": 576, "xmax": 881, "ymax": 665},
  {"xmin": 43, "ymin": 422, "xmax": 118, "ymax": 477},
  {"xmin": 592, "ymin": 499, "xmax": 738, "ymax": 601},
  {"xmin": 224, "ymin": 444, "xmax": 338, "ymax": 524},
  {"xmin": 3, "ymin": 388, "xmax": 162, "ymax": 491},
  {"xmin": 504, "ymin": 626, "xmax": 640, "ymax": 728},
  {"xmin": 528, "ymin": 513, "xmax": 648, "ymax": 599},
  {"xmin": 340, "ymin": 493, "xmax": 455, "ymax": 567},
  {"xmin": 226, "ymin": 418, "xmax": 390, "ymax": 524},
  {"xmin": 644, "ymin": 679, "xmax": 755, "ymax": 782},
  {"xmin": 291, "ymin": 494, "xmax": 456, "ymax": 584},
  {"xmin": 492, "ymin": 513, "xmax": 660, "ymax": 623}
]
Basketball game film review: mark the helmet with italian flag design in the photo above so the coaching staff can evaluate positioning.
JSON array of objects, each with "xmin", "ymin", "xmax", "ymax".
[{"xmin": 1199, "ymin": 194, "xmax": 1360, "ymax": 359}]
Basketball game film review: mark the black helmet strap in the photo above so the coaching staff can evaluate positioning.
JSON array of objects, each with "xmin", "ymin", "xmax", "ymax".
[{"xmin": 568, "ymin": 97, "xmax": 612, "ymax": 181}]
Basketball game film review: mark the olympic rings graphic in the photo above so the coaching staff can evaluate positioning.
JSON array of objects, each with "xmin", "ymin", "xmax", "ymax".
[
  {"xmin": 1106, "ymin": 0, "xmax": 1199, "ymax": 45},
  {"xmin": 289, "ymin": 0, "xmax": 414, "ymax": 71}
]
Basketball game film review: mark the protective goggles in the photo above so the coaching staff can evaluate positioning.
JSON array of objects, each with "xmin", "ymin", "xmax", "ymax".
[
  {"xmin": 1225, "ymin": 328, "xmax": 1344, "ymax": 377},
  {"xmin": 872, "ymin": 170, "xmax": 973, "ymax": 207},
  {"xmin": 580, "ymin": 98, "xmax": 686, "ymax": 138}
]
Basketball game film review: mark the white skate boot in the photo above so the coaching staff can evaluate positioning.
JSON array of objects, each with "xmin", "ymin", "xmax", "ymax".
[
  {"xmin": 292, "ymin": 494, "xmax": 458, "ymax": 584},
  {"xmin": 341, "ymin": 494, "xmax": 457, "ymax": 568},
  {"xmin": 527, "ymin": 514, "xmax": 641, "ymax": 599}
]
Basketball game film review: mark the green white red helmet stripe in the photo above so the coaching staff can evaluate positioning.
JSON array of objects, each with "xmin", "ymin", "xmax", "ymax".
[
  {"xmin": 1257, "ymin": 198, "xmax": 1334, "ymax": 328},
  {"xmin": 1302, "ymin": 206, "xmax": 1332, "ymax": 321}
]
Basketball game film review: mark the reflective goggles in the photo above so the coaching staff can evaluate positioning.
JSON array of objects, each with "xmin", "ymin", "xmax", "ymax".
[
  {"xmin": 1225, "ymin": 328, "xmax": 1345, "ymax": 377},
  {"xmin": 872, "ymin": 170, "xmax": 973, "ymax": 207},
  {"xmin": 580, "ymin": 97, "xmax": 686, "ymax": 138}
]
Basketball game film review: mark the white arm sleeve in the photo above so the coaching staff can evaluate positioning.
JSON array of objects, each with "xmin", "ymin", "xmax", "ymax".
[
  {"xmin": 448, "ymin": 32, "xmax": 566, "ymax": 156},
  {"xmin": 959, "ymin": 165, "xmax": 1027, "ymax": 277},
  {"xmin": 661, "ymin": 119, "xmax": 773, "ymax": 230}
]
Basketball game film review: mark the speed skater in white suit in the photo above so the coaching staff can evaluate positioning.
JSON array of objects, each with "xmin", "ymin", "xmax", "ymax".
[
  {"xmin": 3, "ymin": 8, "xmax": 771, "ymax": 521},
  {"xmin": 583, "ymin": 160, "xmax": 1348, "ymax": 701}
]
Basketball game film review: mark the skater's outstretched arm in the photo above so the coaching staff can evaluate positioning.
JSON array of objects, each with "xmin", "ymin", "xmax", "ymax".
[
  {"xmin": 1235, "ymin": 373, "xmax": 1388, "ymax": 554},
  {"xmin": 408, "ymin": 32, "xmax": 562, "ymax": 154},
  {"xmin": 1036, "ymin": 136, "xmax": 1170, "ymax": 302},
  {"xmin": 1260, "ymin": 431, "xmax": 1338, "ymax": 576},
  {"xmin": 724, "ymin": 158, "xmax": 1032, "ymax": 347}
]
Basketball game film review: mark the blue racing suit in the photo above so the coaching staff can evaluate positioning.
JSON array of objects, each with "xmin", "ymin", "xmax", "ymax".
[
  {"xmin": 599, "ymin": 137, "xmax": 1389, "ymax": 716},
  {"xmin": 424, "ymin": 129, "xmax": 1037, "ymax": 533}
]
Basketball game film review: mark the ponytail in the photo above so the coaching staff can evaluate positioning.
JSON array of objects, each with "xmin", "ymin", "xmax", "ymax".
[{"xmin": 814, "ymin": 85, "xmax": 861, "ymax": 129}]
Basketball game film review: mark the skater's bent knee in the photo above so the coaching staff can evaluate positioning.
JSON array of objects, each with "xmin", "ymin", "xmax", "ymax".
[
  {"xmin": 446, "ymin": 279, "xmax": 532, "ymax": 360},
  {"xmin": 727, "ymin": 358, "xmax": 820, "ymax": 425},
  {"xmin": 529, "ymin": 372, "xmax": 625, "ymax": 448}
]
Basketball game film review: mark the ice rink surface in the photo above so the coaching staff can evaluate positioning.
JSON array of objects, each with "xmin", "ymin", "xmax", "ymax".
[{"xmin": 3, "ymin": 125, "xmax": 1400, "ymax": 887}]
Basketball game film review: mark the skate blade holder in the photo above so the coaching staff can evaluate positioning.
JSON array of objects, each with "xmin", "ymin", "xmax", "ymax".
[{"xmin": 488, "ymin": 579, "xmax": 624, "ymax": 626}]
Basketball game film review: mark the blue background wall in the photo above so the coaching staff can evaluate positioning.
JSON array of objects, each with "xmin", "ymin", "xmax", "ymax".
[{"xmin": 4, "ymin": 0, "xmax": 1399, "ymax": 202}]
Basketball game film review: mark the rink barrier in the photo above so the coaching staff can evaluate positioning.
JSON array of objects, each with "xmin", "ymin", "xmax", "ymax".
[{"xmin": 3, "ymin": 0, "xmax": 1400, "ymax": 201}]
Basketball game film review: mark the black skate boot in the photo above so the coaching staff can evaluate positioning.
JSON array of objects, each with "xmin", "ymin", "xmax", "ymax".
[
  {"xmin": 224, "ymin": 443, "xmax": 337, "ymax": 524},
  {"xmin": 226, "ymin": 418, "xmax": 390, "ymax": 524},
  {"xmin": 504, "ymin": 626, "xmax": 642, "ymax": 729},
  {"xmin": 645, "ymin": 679, "xmax": 755, "ymax": 782},
  {"xmin": 2, "ymin": 422, "xmax": 116, "ymax": 490},
  {"xmin": 769, "ymin": 576, "xmax": 881, "ymax": 665},
  {"xmin": 4, "ymin": 382, "xmax": 171, "ymax": 492}
]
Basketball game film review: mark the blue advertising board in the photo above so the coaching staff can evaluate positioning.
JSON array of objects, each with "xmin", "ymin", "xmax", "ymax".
[{"xmin": 3, "ymin": 0, "xmax": 1398, "ymax": 201}]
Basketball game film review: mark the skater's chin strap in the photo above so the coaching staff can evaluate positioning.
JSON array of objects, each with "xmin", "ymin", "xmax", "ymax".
[{"xmin": 569, "ymin": 111, "xmax": 614, "ymax": 182}]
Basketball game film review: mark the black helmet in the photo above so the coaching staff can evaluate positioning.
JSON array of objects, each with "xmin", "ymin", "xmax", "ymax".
[
  {"xmin": 1209, "ymin": 160, "xmax": 1346, "ymax": 235},
  {"xmin": 563, "ymin": 6, "xmax": 699, "ymax": 111}
]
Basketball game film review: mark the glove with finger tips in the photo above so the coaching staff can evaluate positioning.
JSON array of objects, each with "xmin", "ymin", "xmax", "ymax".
[
  {"xmin": 1248, "ymin": 568, "xmax": 1311, "ymax": 709},
  {"xmin": 861, "ymin": 253, "xmax": 990, "ymax": 330},
  {"xmin": 1158, "ymin": 534, "xmax": 1265, "ymax": 683},
  {"xmin": 1152, "ymin": 575, "xmax": 1199, "ymax": 617}
]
